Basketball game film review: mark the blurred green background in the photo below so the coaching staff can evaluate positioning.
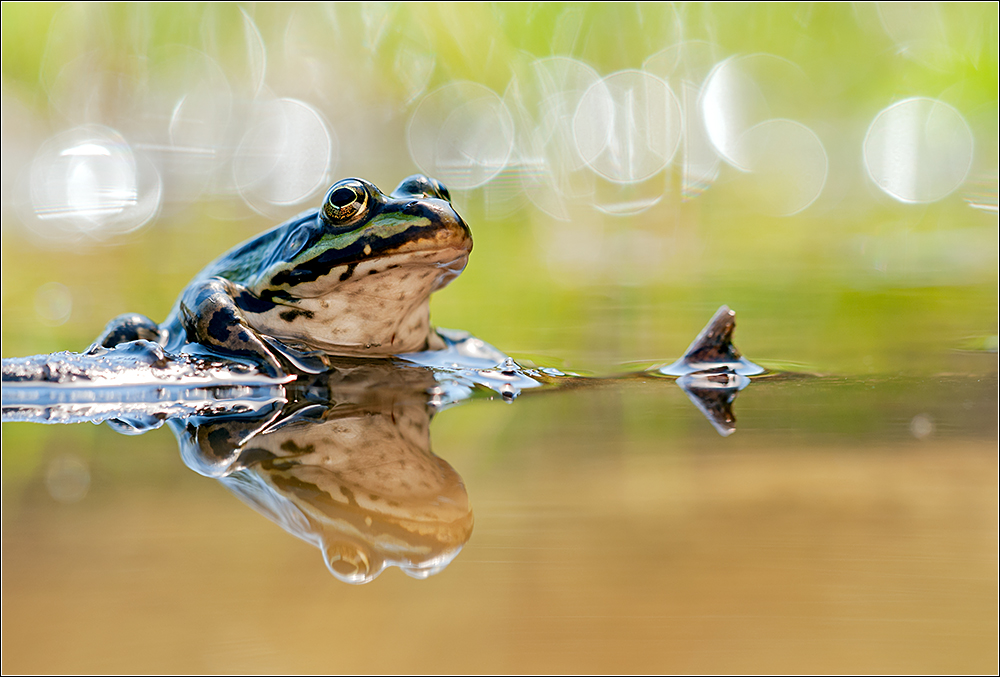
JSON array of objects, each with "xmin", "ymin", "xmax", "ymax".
[
  {"xmin": 1, "ymin": 2, "xmax": 996, "ymax": 374},
  {"xmin": 1, "ymin": 5, "xmax": 997, "ymax": 672}
]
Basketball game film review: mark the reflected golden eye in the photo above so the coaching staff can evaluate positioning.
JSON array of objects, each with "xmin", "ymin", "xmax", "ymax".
[{"xmin": 321, "ymin": 179, "xmax": 369, "ymax": 227}]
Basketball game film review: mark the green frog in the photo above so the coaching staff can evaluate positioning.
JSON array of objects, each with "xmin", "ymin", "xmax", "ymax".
[{"xmin": 89, "ymin": 175, "xmax": 472, "ymax": 376}]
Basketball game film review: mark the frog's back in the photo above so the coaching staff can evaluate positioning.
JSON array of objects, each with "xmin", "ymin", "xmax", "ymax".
[{"xmin": 196, "ymin": 214, "xmax": 315, "ymax": 287}]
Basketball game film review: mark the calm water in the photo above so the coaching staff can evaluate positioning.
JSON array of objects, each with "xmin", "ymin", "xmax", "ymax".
[{"xmin": 2, "ymin": 351, "xmax": 996, "ymax": 673}]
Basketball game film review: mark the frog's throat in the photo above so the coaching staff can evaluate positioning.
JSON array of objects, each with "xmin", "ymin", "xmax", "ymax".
[
  {"xmin": 246, "ymin": 251, "xmax": 468, "ymax": 357},
  {"xmin": 260, "ymin": 246, "xmax": 469, "ymax": 301}
]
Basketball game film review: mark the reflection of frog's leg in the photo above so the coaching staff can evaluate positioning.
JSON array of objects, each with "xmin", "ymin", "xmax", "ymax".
[
  {"xmin": 171, "ymin": 402, "xmax": 285, "ymax": 478},
  {"xmin": 88, "ymin": 313, "xmax": 162, "ymax": 352},
  {"xmin": 179, "ymin": 277, "xmax": 284, "ymax": 377}
]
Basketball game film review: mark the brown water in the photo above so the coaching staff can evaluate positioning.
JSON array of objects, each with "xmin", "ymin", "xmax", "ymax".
[{"xmin": 2, "ymin": 367, "xmax": 995, "ymax": 673}]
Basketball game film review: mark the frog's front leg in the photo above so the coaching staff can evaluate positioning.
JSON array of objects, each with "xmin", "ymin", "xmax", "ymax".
[
  {"xmin": 180, "ymin": 277, "xmax": 285, "ymax": 377},
  {"xmin": 88, "ymin": 313, "xmax": 163, "ymax": 352}
]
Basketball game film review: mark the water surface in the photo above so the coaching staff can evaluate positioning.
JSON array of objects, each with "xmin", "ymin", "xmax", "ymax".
[{"xmin": 3, "ymin": 356, "xmax": 995, "ymax": 673}]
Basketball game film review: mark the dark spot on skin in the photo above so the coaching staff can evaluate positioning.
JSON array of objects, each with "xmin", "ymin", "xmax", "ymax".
[
  {"xmin": 280, "ymin": 308, "xmax": 315, "ymax": 322},
  {"xmin": 98, "ymin": 314, "xmax": 162, "ymax": 348},
  {"xmin": 204, "ymin": 426, "xmax": 236, "ymax": 461},
  {"xmin": 237, "ymin": 330, "xmax": 250, "ymax": 342},
  {"xmin": 238, "ymin": 447, "xmax": 277, "ymax": 468},
  {"xmin": 265, "ymin": 459, "xmax": 296, "ymax": 472},
  {"xmin": 339, "ymin": 261, "xmax": 359, "ymax": 282},
  {"xmin": 260, "ymin": 289, "xmax": 295, "ymax": 304},
  {"xmin": 233, "ymin": 291, "xmax": 276, "ymax": 314},
  {"xmin": 367, "ymin": 269, "xmax": 378, "ymax": 275},
  {"xmin": 271, "ymin": 476, "xmax": 332, "ymax": 504},
  {"xmin": 207, "ymin": 308, "xmax": 238, "ymax": 341},
  {"xmin": 339, "ymin": 485, "xmax": 359, "ymax": 507},
  {"xmin": 279, "ymin": 440, "xmax": 315, "ymax": 455}
]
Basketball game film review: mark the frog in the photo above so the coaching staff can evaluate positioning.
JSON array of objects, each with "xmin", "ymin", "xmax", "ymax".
[{"xmin": 88, "ymin": 175, "xmax": 472, "ymax": 377}]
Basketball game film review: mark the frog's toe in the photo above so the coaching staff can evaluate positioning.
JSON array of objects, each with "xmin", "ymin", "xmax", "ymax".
[{"xmin": 88, "ymin": 313, "xmax": 162, "ymax": 353}]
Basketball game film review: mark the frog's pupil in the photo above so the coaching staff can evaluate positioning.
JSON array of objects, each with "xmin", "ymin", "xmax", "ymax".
[{"xmin": 330, "ymin": 188, "xmax": 356, "ymax": 207}]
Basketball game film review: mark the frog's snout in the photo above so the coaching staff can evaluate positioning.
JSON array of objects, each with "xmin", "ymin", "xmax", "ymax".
[{"xmin": 399, "ymin": 197, "xmax": 473, "ymax": 251}]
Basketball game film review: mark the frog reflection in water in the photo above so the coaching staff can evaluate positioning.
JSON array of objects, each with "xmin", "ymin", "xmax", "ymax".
[
  {"xmin": 90, "ymin": 175, "xmax": 472, "ymax": 374},
  {"xmin": 172, "ymin": 360, "xmax": 473, "ymax": 584}
]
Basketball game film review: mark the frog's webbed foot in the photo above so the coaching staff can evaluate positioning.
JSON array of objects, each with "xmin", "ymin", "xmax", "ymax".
[
  {"xmin": 87, "ymin": 313, "xmax": 162, "ymax": 353},
  {"xmin": 180, "ymin": 278, "xmax": 285, "ymax": 378}
]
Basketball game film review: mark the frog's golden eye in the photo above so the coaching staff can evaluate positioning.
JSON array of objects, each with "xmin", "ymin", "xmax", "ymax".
[{"xmin": 321, "ymin": 179, "xmax": 369, "ymax": 227}]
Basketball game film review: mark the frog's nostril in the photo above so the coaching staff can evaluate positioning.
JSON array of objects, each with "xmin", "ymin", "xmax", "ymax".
[{"xmin": 402, "ymin": 200, "xmax": 432, "ymax": 217}]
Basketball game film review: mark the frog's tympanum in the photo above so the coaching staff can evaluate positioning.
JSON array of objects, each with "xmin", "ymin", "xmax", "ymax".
[
  {"xmin": 90, "ymin": 175, "xmax": 472, "ymax": 375},
  {"xmin": 172, "ymin": 359, "xmax": 473, "ymax": 584}
]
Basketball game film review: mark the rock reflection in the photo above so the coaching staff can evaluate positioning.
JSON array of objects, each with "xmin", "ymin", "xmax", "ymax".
[
  {"xmin": 173, "ymin": 360, "xmax": 474, "ymax": 584},
  {"xmin": 677, "ymin": 371, "xmax": 749, "ymax": 437}
]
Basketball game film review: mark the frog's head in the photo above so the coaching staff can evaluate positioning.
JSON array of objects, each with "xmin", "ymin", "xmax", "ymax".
[{"xmin": 244, "ymin": 175, "xmax": 472, "ymax": 356}]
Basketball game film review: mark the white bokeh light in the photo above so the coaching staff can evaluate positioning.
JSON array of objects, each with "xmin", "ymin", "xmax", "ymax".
[
  {"xmin": 573, "ymin": 70, "xmax": 682, "ymax": 184},
  {"xmin": 864, "ymin": 97, "xmax": 974, "ymax": 204},
  {"xmin": 734, "ymin": 119, "xmax": 829, "ymax": 216},
  {"xmin": 28, "ymin": 125, "xmax": 161, "ymax": 238},
  {"xmin": 233, "ymin": 98, "xmax": 336, "ymax": 212},
  {"xmin": 408, "ymin": 82, "xmax": 514, "ymax": 190},
  {"xmin": 505, "ymin": 56, "xmax": 603, "ymax": 220}
]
